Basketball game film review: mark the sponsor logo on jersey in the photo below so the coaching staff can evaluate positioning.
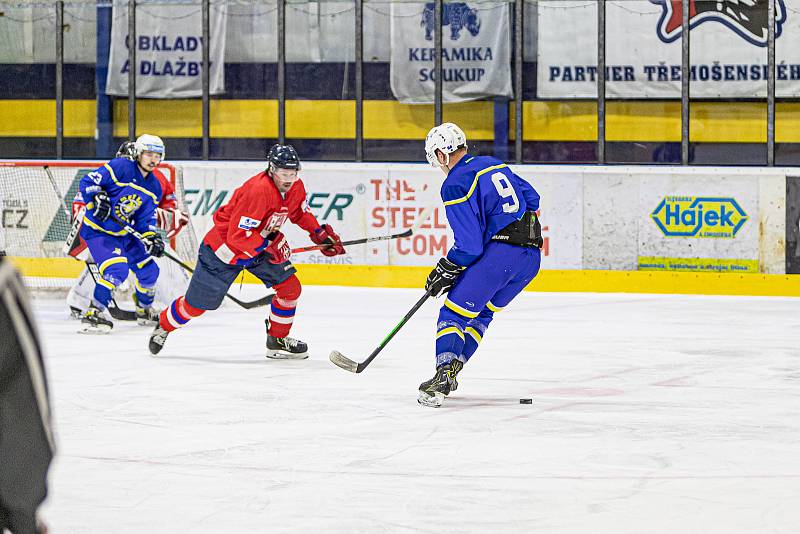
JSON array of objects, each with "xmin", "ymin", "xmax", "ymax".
[
  {"xmin": 237, "ymin": 216, "xmax": 261, "ymax": 230},
  {"xmin": 651, "ymin": 0, "xmax": 787, "ymax": 47},
  {"xmin": 421, "ymin": 2, "xmax": 481, "ymax": 41},
  {"xmin": 651, "ymin": 196, "xmax": 748, "ymax": 238}
]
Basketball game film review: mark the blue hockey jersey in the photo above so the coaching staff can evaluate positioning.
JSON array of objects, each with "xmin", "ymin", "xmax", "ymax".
[
  {"xmin": 441, "ymin": 154, "xmax": 540, "ymax": 266},
  {"xmin": 79, "ymin": 157, "xmax": 163, "ymax": 237}
]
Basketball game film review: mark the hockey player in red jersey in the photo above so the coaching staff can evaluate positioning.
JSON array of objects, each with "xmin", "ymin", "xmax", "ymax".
[{"xmin": 147, "ymin": 144, "xmax": 345, "ymax": 358}]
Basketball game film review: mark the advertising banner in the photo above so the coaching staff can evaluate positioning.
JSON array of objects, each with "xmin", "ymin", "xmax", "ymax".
[
  {"xmin": 390, "ymin": 1, "xmax": 512, "ymax": 103},
  {"xmin": 178, "ymin": 163, "xmax": 582, "ymax": 269},
  {"xmin": 537, "ymin": 0, "xmax": 800, "ymax": 98},
  {"xmin": 637, "ymin": 174, "xmax": 760, "ymax": 273},
  {"xmin": 107, "ymin": 2, "xmax": 227, "ymax": 98}
]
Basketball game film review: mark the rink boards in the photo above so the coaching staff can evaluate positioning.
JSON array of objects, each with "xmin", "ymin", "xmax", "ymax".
[{"xmin": 5, "ymin": 161, "xmax": 800, "ymax": 296}]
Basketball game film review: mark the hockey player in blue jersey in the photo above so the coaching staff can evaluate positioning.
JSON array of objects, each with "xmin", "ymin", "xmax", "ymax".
[
  {"xmin": 418, "ymin": 123, "xmax": 543, "ymax": 407},
  {"xmin": 77, "ymin": 134, "xmax": 167, "ymax": 334}
]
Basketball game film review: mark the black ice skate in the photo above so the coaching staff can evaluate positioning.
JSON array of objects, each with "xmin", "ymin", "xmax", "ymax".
[
  {"xmin": 136, "ymin": 305, "xmax": 160, "ymax": 326},
  {"xmin": 418, "ymin": 359, "xmax": 464, "ymax": 408},
  {"xmin": 265, "ymin": 320, "xmax": 308, "ymax": 359},
  {"xmin": 148, "ymin": 324, "xmax": 169, "ymax": 355},
  {"xmin": 79, "ymin": 304, "xmax": 113, "ymax": 335},
  {"xmin": 69, "ymin": 305, "xmax": 82, "ymax": 319}
]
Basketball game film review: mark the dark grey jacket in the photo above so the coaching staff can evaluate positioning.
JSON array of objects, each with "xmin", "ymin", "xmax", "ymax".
[{"xmin": 0, "ymin": 257, "xmax": 54, "ymax": 534}]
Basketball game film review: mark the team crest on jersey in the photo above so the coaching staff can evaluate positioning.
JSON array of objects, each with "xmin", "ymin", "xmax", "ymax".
[
  {"xmin": 238, "ymin": 216, "xmax": 261, "ymax": 231},
  {"xmin": 651, "ymin": 0, "xmax": 786, "ymax": 47},
  {"xmin": 115, "ymin": 194, "xmax": 142, "ymax": 223},
  {"xmin": 265, "ymin": 208, "xmax": 289, "ymax": 233}
]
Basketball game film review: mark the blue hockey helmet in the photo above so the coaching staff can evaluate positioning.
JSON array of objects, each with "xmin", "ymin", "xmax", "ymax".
[{"xmin": 267, "ymin": 144, "xmax": 301, "ymax": 171}]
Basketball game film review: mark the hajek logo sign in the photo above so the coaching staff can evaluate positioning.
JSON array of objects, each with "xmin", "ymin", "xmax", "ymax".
[
  {"xmin": 651, "ymin": 0, "xmax": 786, "ymax": 46},
  {"xmin": 651, "ymin": 196, "xmax": 748, "ymax": 238},
  {"xmin": 421, "ymin": 2, "xmax": 481, "ymax": 41}
]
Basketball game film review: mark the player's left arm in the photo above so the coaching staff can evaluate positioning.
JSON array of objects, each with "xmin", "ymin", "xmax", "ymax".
[
  {"xmin": 286, "ymin": 181, "xmax": 321, "ymax": 233},
  {"xmin": 132, "ymin": 179, "xmax": 161, "ymax": 235},
  {"xmin": 289, "ymin": 182, "xmax": 345, "ymax": 256},
  {"xmin": 133, "ymin": 181, "xmax": 166, "ymax": 257},
  {"xmin": 513, "ymin": 173, "xmax": 540, "ymax": 212}
]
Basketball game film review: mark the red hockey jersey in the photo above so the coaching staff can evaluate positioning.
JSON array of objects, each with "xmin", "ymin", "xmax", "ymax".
[{"xmin": 203, "ymin": 171, "xmax": 320, "ymax": 265}]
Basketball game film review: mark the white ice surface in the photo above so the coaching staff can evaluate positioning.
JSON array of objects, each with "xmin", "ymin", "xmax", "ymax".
[{"xmin": 35, "ymin": 286, "xmax": 800, "ymax": 533}]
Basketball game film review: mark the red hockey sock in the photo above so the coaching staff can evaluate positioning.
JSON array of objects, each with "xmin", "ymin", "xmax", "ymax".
[
  {"xmin": 268, "ymin": 275, "xmax": 301, "ymax": 338},
  {"xmin": 160, "ymin": 296, "xmax": 205, "ymax": 332}
]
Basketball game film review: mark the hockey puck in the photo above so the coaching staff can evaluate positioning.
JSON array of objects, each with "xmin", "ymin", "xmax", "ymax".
[{"xmin": 519, "ymin": 398, "xmax": 533, "ymax": 404}]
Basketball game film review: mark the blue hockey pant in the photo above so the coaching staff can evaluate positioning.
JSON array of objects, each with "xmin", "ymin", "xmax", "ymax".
[
  {"xmin": 435, "ymin": 241, "xmax": 540, "ymax": 367},
  {"xmin": 83, "ymin": 232, "xmax": 160, "ymax": 309}
]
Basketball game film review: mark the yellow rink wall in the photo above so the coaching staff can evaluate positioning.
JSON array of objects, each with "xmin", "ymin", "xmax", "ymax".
[
  {"xmin": 9, "ymin": 257, "xmax": 800, "ymax": 297},
  {"xmin": 6, "ymin": 99, "xmax": 800, "ymax": 143}
]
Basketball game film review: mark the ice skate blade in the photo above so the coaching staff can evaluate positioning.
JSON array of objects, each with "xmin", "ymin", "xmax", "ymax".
[
  {"xmin": 417, "ymin": 391, "xmax": 445, "ymax": 408},
  {"xmin": 266, "ymin": 349, "xmax": 309, "ymax": 360},
  {"xmin": 329, "ymin": 350, "xmax": 358, "ymax": 372}
]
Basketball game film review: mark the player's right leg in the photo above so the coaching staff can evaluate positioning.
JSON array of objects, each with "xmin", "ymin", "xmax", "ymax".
[
  {"xmin": 247, "ymin": 260, "xmax": 308, "ymax": 359},
  {"xmin": 124, "ymin": 235, "xmax": 161, "ymax": 326},
  {"xmin": 148, "ymin": 243, "xmax": 240, "ymax": 355},
  {"xmin": 78, "ymin": 234, "xmax": 130, "ymax": 334}
]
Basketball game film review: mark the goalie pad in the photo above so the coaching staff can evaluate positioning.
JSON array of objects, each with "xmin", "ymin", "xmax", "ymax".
[
  {"xmin": 64, "ymin": 206, "xmax": 90, "ymax": 261},
  {"xmin": 156, "ymin": 207, "xmax": 190, "ymax": 239}
]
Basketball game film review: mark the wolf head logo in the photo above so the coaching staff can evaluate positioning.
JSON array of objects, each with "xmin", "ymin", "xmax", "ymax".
[
  {"xmin": 421, "ymin": 2, "xmax": 481, "ymax": 41},
  {"xmin": 651, "ymin": 0, "xmax": 786, "ymax": 47}
]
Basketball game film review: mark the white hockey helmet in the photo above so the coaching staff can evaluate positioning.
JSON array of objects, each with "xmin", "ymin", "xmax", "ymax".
[
  {"xmin": 425, "ymin": 122, "xmax": 467, "ymax": 167},
  {"xmin": 135, "ymin": 134, "xmax": 166, "ymax": 161}
]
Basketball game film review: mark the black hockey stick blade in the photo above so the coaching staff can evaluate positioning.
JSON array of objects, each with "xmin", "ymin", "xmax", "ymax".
[
  {"xmin": 108, "ymin": 305, "xmax": 136, "ymax": 321},
  {"xmin": 329, "ymin": 290, "xmax": 431, "ymax": 373},
  {"xmin": 227, "ymin": 292, "xmax": 273, "ymax": 309}
]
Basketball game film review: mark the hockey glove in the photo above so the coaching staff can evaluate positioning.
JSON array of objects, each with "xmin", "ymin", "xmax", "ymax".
[
  {"xmin": 425, "ymin": 257, "xmax": 466, "ymax": 298},
  {"xmin": 310, "ymin": 224, "xmax": 345, "ymax": 257},
  {"xmin": 156, "ymin": 207, "xmax": 190, "ymax": 239},
  {"xmin": 91, "ymin": 191, "xmax": 112, "ymax": 222},
  {"xmin": 265, "ymin": 232, "xmax": 291, "ymax": 264},
  {"xmin": 141, "ymin": 232, "xmax": 165, "ymax": 258}
]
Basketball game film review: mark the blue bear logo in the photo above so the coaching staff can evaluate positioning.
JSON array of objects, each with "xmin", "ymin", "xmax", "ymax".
[{"xmin": 421, "ymin": 2, "xmax": 481, "ymax": 41}]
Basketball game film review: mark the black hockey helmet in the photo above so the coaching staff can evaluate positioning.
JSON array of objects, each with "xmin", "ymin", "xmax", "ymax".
[
  {"xmin": 116, "ymin": 140, "xmax": 138, "ymax": 160},
  {"xmin": 267, "ymin": 144, "xmax": 301, "ymax": 171}
]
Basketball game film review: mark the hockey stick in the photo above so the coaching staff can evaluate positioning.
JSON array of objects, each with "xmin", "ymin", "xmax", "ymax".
[
  {"xmin": 111, "ymin": 216, "xmax": 273, "ymax": 310},
  {"xmin": 329, "ymin": 290, "xmax": 432, "ymax": 373},
  {"xmin": 291, "ymin": 205, "xmax": 435, "ymax": 254},
  {"xmin": 44, "ymin": 165, "xmax": 136, "ymax": 319},
  {"xmin": 290, "ymin": 228, "xmax": 412, "ymax": 254}
]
